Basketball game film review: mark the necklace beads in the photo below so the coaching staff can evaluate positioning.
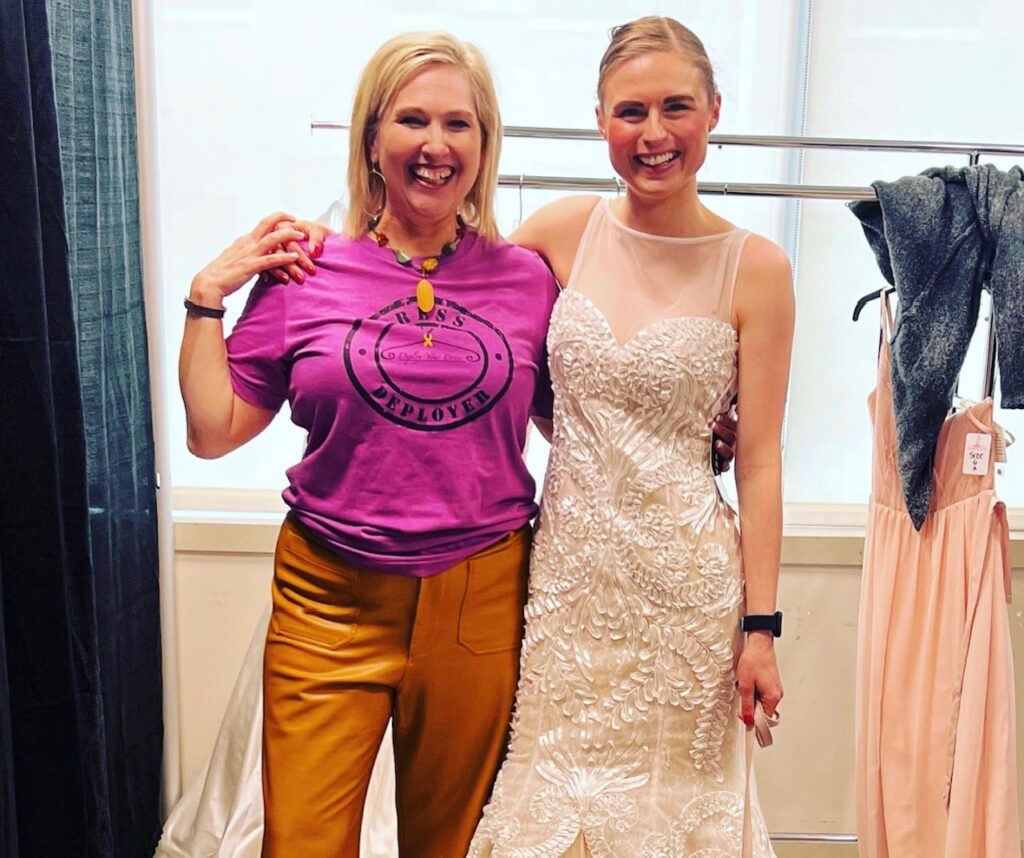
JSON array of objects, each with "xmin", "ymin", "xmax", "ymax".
[{"xmin": 367, "ymin": 215, "xmax": 465, "ymax": 314}]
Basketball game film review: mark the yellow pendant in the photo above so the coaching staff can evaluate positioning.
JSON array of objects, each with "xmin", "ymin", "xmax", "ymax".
[{"xmin": 416, "ymin": 278, "xmax": 435, "ymax": 313}]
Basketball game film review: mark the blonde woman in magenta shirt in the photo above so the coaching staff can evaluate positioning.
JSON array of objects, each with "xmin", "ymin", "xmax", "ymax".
[
  {"xmin": 180, "ymin": 31, "xmax": 561, "ymax": 857},
  {"xmin": 174, "ymin": 25, "xmax": 742, "ymax": 858}
]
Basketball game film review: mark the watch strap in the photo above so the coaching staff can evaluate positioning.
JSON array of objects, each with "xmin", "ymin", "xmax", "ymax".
[
  {"xmin": 184, "ymin": 297, "xmax": 226, "ymax": 319},
  {"xmin": 741, "ymin": 611, "xmax": 783, "ymax": 637}
]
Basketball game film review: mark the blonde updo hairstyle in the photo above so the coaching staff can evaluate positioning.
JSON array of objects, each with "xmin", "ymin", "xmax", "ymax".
[
  {"xmin": 597, "ymin": 16, "xmax": 717, "ymax": 107},
  {"xmin": 345, "ymin": 31, "xmax": 503, "ymax": 240}
]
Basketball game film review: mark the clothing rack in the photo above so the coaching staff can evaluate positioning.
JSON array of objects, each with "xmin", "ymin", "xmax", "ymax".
[{"xmin": 311, "ymin": 120, "xmax": 1023, "ymax": 413}]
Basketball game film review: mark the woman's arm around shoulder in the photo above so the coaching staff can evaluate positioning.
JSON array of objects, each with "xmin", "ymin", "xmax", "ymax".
[{"xmin": 510, "ymin": 194, "xmax": 602, "ymax": 285}]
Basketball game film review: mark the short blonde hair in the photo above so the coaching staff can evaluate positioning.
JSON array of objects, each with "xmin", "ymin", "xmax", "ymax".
[
  {"xmin": 345, "ymin": 31, "xmax": 502, "ymax": 240},
  {"xmin": 598, "ymin": 16, "xmax": 717, "ymax": 106}
]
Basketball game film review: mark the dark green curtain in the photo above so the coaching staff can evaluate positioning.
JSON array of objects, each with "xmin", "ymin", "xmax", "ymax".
[
  {"xmin": 0, "ymin": 0, "xmax": 108, "ymax": 853},
  {"xmin": 46, "ymin": 0, "xmax": 164, "ymax": 854},
  {"xmin": 0, "ymin": 0, "xmax": 163, "ymax": 853}
]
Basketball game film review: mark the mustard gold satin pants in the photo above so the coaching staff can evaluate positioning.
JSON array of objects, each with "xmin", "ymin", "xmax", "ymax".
[{"xmin": 262, "ymin": 516, "xmax": 531, "ymax": 857}]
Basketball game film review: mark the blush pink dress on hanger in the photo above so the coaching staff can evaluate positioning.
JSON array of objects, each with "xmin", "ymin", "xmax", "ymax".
[{"xmin": 855, "ymin": 297, "xmax": 1019, "ymax": 857}]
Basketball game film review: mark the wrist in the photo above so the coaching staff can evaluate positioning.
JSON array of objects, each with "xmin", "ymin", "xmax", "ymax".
[
  {"xmin": 744, "ymin": 630, "xmax": 775, "ymax": 647},
  {"xmin": 188, "ymin": 276, "xmax": 226, "ymax": 309}
]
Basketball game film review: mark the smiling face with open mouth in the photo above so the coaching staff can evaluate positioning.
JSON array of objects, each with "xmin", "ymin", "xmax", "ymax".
[
  {"xmin": 371, "ymin": 63, "xmax": 482, "ymax": 241},
  {"xmin": 598, "ymin": 50, "xmax": 720, "ymax": 201}
]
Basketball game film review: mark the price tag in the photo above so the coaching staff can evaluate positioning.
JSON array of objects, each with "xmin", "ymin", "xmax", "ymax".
[{"xmin": 962, "ymin": 432, "xmax": 992, "ymax": 476}]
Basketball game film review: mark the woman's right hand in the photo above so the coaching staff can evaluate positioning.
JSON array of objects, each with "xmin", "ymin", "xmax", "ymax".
[{"xmin": 188, "ymin": 212, "xmax": 306, "ymax": 308}]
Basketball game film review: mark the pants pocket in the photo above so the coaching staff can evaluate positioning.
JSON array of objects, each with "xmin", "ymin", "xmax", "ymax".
[
  {"xmin": 457, "ymin": 529, "xmax": 530, "ymax": 655},
  {"xmin": 270, "ymin": 521, "xmax": 360, "ymax": 650}
]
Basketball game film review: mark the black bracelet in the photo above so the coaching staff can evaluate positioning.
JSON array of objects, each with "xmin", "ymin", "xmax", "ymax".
[
  {"xmin": 184, "ymin": 297, "xmax": 226, "ymax": 319},
  {"xmin": 741, "ymin": 611, "xmax": 783, "ymax": 638}
]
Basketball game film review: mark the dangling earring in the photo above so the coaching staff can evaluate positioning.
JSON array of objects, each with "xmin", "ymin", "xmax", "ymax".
[{"xmin": 370, "ymin": 161, "xmax": 387, "ymax": 215}]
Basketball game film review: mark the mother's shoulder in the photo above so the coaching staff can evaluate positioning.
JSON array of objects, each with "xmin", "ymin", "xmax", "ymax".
[{"xmin": 477, "ymin": 232, "xmax": 557, "ymax": 280}]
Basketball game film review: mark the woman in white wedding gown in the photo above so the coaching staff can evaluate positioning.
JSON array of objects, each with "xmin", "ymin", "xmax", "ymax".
[{"xmin": 468, "ymin": 17, "xmax": 793, "ymax": 857}]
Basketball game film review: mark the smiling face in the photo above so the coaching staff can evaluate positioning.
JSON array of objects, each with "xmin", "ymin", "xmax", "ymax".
[
  {"xmin": 597, "ymin": 50, "xmax": 720, "ymax": 202},
  {"xmin": 369, "ymin": 63, "xmax": 483, "ymax": 232}
]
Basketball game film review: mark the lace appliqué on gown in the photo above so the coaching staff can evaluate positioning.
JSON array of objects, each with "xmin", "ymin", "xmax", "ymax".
[{"xmin": 470, "ymin": 290, "xmax": 774, "ymax": 858}]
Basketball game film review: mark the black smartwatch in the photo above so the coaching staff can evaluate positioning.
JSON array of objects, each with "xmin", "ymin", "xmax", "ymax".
[{"xmin": 741, "ymin": 611, "xmax": 783, "ymax": 638}]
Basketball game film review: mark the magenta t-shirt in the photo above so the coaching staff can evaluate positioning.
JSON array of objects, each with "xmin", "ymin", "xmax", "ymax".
[{"xmin": 227, "ymin": 229, "xmax": 557, "ymax": 576}]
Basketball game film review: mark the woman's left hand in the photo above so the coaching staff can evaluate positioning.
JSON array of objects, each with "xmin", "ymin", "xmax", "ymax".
[
  {"xmin": 736, "ymin": 633, "xmax": 783, "ymax": 726},
  {"xmin": 711, "ymin": 406, "xmax": 737, "ymax": 474},
  {"xmin": 265, "ymin": 218, "xmax": 337, "ymax": 284}
]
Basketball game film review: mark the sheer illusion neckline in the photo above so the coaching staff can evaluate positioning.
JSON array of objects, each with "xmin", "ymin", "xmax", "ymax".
[
  {"xmin": 604, "ymin": 199, "xmax": 740, "ymax": 244},
  {"xmin": 561, "ymin": 289, "xmax": 736, "ymax": 351}
]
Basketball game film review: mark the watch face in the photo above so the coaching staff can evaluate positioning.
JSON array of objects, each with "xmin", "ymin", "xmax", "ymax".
[{"xmin": 742, "ymin": 612, "xmax": 782, "ymax": 636}]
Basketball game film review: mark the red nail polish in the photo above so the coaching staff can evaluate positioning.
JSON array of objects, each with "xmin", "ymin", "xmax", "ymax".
[{"xmin": 743, "ymin": 714, "xmax": 754, "ymax": 727}]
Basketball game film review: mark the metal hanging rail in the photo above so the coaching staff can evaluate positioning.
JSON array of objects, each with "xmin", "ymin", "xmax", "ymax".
[
  {"xmin": 311, "ymin": 122, "xmax": 1021, "ymax": 202},
  {"xmin": 310, "ymin": 120, "xmax": 1024, "ymax": 158},
  {"xmin": 495, "ymin": 175, "xmax": 875, "ymax": 200},
  {"xmin": 497, "ymin": 126, "xmax": 1024, "ymax": 158}
]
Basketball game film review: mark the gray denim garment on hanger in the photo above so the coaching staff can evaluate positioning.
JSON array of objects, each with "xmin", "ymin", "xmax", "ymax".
[{"xmin": 848, "ymin": 164, "xmax": 1024, "ymax": 529}]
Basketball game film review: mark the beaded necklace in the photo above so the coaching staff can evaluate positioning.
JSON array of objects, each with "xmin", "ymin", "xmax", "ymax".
[{"xmin": 367, "ymin": 214, "xmax": 466, "ymax": 315}]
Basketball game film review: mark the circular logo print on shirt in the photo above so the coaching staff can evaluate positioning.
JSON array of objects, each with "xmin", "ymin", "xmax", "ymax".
[{"xmin": 344, "ymin": 296, "xmax": 514, "ymax": 431}]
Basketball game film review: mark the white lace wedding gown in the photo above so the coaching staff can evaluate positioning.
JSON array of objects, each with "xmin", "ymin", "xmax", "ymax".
[{"xmin": 469, "ymin": 200, "xmax": 775, "ymax": 857}]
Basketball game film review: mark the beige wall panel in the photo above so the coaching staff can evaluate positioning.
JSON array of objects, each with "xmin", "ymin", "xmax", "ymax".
[{"xmin": 175, "ymin": 547, "xmax": 273, "ymax": 785}]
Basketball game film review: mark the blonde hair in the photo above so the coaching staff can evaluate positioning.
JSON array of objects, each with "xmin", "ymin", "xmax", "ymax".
[
  {"xmin": 345, "ymin": 31, "xmax": 502, "ymax": 240},
  {"xmin": 597, "ymin": 16, "xmax": 717, "ymax": 105}
]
